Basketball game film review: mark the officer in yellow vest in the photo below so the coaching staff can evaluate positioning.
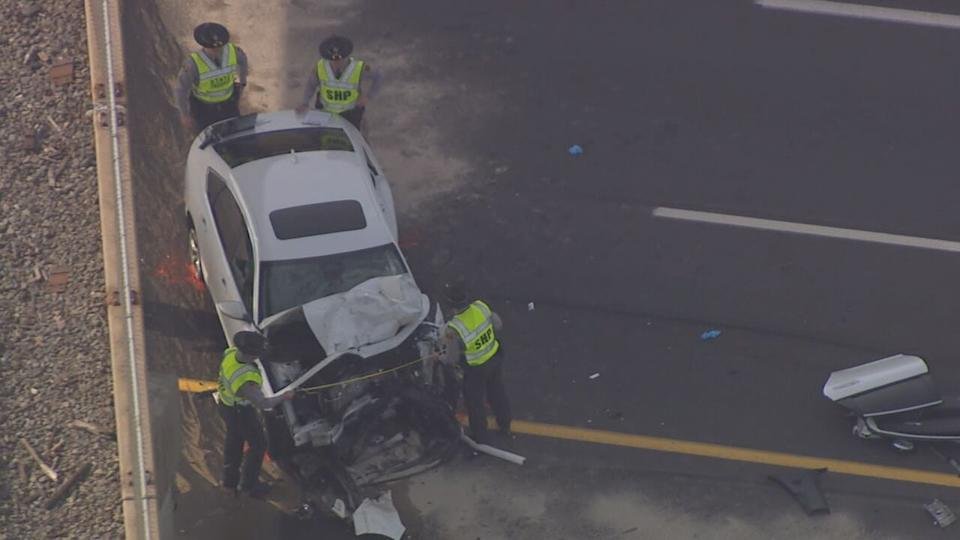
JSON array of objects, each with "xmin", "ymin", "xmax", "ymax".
[
  {"xmin": 439, "ymin": 281, "xmax": 512, "ymax": 445},
  {"xmin": 175, "ymin": 22, "xmax": 249, "ymax": 133},
  {"xmin": 218, "ymin": 331, "xmax": 293, "ymax": 498},
  {"xmin": 295, "ymin": 35, "xmax": 381, "ymax": 129}
]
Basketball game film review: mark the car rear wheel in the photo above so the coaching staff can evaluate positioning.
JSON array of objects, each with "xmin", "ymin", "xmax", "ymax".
[{"xmin": 188, "ymin": 225, "xmax": 204, "ymax": 283}]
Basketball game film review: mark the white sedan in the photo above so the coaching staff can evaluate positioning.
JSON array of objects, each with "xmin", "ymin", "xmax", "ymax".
[{"xmin": 182, "ymin": 111, "xmax": 459, "ymax": 500}]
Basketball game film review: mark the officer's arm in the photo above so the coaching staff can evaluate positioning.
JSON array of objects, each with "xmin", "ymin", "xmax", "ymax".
[
  {"xmin": 491, "ymin": 311, "xmax": 503, "ymax": 332},
  {"xmin": 237, "ymin": 381, "xmax": 289, "ymax": 410},
  {"xmin": 359, "ymin": 64, "xmax": 382, "ymax": 100},
  {"xmin": 235, "ymin": 46, "xmax": 249, "ymax": 86},
  {"xmin": 438, "ymin": 327, "xmax": 464, "ymax": 366},
  {"xmin": 300, "ymin": 66, "xmax": 320, "ymax": 110},
  {"xmin": 175, "ymin": 59, "xmax": 198, "ymax": 117}
]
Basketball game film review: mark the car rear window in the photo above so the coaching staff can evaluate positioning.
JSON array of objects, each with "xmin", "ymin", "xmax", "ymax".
[
  {"xmin": 269, "ymin": 200, "xmax": 366, "ymax": 240},
  {"xmin": 214, "ymin": 127, "xmax": 354, "ymax": 167}
]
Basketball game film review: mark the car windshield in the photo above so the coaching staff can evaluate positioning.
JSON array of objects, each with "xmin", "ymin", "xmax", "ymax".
[
  {"xmin": 213, "ymin": 127, "xmax": 354, "ymax": 168},
  {"xmin": 260, "ymin": 243, "xmax": 408, "ymax": 318}
]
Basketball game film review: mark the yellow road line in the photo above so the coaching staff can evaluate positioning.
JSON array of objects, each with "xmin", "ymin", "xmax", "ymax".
[
  {"xmin": 510, "ymin": 419, "xmax": 960, "ymax": 488},
  {"xmin": 178, "ymin": 377, "xmax": 960, "ymax": 488}
]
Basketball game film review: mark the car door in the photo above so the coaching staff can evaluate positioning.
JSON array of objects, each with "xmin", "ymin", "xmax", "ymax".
[{"xmin": 204, "ymin": 170, "xmax": 257, "ymax": 339}]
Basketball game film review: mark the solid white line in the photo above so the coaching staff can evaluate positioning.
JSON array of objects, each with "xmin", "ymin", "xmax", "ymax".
[
  {"xmin": 652, "ymin": 207, "xmax": 960, "ymax": 253},
  {"xmin": 755, "ymin": 0, "xmax": 960, "ymax": 30}
]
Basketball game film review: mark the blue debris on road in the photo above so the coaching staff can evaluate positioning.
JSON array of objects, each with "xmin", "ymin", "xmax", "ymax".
[
  {"xmin": 700, "ymin": 329, "xmax": 722, "ymax": 341},
  {"xmin": 568, "ymin": 144, "xmax": 583, "ymax": 156}
]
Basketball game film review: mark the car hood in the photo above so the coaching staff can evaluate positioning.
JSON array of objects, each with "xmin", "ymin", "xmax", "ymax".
[{"xmin": 263, "ymin": 274, "xmax": 427, "ymax": 355}]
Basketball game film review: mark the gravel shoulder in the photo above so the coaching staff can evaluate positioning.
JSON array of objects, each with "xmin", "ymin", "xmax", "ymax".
[{"xmin": 0, "ymin": 0, "xmax": 123, "ymax": 536}]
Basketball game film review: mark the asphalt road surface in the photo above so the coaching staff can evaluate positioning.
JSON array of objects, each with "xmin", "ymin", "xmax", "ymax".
[{"xmin": 133, "ymin": 0, "xmax": 960, "ymax": 537}]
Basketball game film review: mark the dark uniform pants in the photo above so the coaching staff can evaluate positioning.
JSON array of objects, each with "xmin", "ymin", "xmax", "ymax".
[
  {"xmin": 462, "ymin": 347, "xmax": 511, "ymax": 444},
  {"xmin": 190, "ymin": 90, "xmax": 240, "ymax": 132},
  {"xmin": 219, "ymin": 402, "xmax": 266, "ymax": 490}
]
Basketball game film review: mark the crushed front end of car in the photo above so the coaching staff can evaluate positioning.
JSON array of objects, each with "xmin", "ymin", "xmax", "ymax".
[{"xmin": 256, "ymin": 275, "xmax": 461, "ymax": 513}]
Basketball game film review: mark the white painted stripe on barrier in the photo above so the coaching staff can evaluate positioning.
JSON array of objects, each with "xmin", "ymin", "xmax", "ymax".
[
  {"xmin": 755, "ymin": 0, "xmax": 960, "ymax": 30},
  {"xmin": 99, "ymin": 1, "xmax": 152, "ymax": 536},
  {"xmin": 652, "ymin": 207, "xmax": 960, "ymax": 253}
]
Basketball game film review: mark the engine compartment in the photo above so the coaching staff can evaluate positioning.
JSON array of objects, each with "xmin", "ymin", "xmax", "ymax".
[{"xmin": 257, "ymin": 302, "xmax": 461, "ymax": 513}]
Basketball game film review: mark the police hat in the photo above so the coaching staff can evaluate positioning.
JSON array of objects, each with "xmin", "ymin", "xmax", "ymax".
[
  {"xmin": 443, "ymin": 280, "xmax": 468, "ymax": 307},
  {"xmin": 233, "ymin": 331, "xmax": 267, "ymax": 357},
  {"xmin": 194, "ymin": 22, "xmax": 230, "ymax": 48},
  {"xmin": 319, "ymin": 35, "xmax": 353, "ymax": 60}
]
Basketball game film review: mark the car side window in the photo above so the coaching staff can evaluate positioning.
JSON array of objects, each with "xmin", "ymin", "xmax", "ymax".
[{"xmin": 206, "ymin": 170, "xmax": 255, "ymax": 314}]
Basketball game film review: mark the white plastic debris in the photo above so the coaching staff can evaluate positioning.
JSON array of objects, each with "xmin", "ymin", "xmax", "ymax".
[
  {"xmin": 925, "ymin": 499, "xmax": 956, "ymax": 528},
  {"xmin": 331, "ymin": 498, "xmax": 347, "ymax": 519},
  {"xmin": 461, "ymin": 433, "xmax": 526, "ymax": 465},
  {"xmin": 527, "ymin": 302, "xmax": 535, "ymax": 311},
  {"xmin": 353, "ymin": 491, "xmax": 405, "ymax": 539},
  {"xmin": 588, "ymin": 373, "xmax": 600, "ymax": 380}
]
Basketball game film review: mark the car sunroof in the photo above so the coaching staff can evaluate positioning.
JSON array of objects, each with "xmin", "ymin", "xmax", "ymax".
[{"xmin": 269, "ymin": 200, "xmax": 367, "ymax": 239}]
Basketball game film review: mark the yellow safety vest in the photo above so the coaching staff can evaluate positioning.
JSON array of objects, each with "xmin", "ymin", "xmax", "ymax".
[
  {"xmin": 316, "ymin": 58, "xmax": 364, "ymax": 114},
  {"xmin": 448, "ymin": 301, "xmax": 500, "ymax": 367},
  {"xmin": 217, "ymin": 348, "xmax": 262, "ymax": 407},
  {"xmin": 190, "ymin": 43, "xmax": 238, "ymax": 104}
]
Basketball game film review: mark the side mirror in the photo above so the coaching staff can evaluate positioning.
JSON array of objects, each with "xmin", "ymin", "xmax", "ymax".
[{"xmin": 217, "ymin": 301, "xmax": 252, "ymax": 323}]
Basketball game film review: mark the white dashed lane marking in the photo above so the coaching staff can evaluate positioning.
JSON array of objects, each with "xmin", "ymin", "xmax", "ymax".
[
  {"xmin": 653, "ymin": 206, "xmax": 960, "ymax": 253},
  {"xmin": 755, "ymin": 0, "xmax": 960, "ymax": 30}
]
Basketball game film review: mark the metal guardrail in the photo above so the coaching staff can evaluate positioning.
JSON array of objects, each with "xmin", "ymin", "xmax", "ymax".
[{"xmin": 83, "ymin": 0, "xmax": 164, "ymax": 537}]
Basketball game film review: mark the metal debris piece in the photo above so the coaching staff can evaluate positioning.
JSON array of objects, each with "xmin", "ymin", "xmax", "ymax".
[
  {"xmin": 929, "ymin": 446, "xmax": 960, "ymax": 475},
  {"xmin": 602, "ymin": 407, "xmax": 624, "ymax": 421},
  {"xmin": 924, "ymin": 499, "xmax": 956, "ymax": 528},
  {"xmin": 768, "ymin": 468, "xmax": 829, "ymax": 515},
  {"xmin": 353, "ymin": 491, "xmax": 405, "ymax": 539},
  {"xmin": 461, "ymin": 432, "xmax": 526, "ymax": 465},
  {"xmin": 700, "ymin": 329, "xmax": 722, "ymax": 341},
  {"xmin": 46, "ymin": 266, "xmax": 69, "ymax": 292},
  {"xmin": 331, "ymin": 498, "xmax": 347, "ymax": 519},
  {"xmin": 19, "ymin": 438, "xmax": 58, "ymax": 482},
  {"xmin": 49, "ymin": 59, "xmax": 74, "ymax": 86}
]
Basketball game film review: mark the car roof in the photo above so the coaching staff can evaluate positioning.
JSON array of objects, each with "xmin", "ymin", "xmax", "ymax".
[{"xmin": 210, "ymin": 111, "xmax": 393, "ymax": 261}]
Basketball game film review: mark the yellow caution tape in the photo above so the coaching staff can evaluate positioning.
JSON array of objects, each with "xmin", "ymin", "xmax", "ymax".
[
  {"xmin": 298, "ymin": 355, "xmax": 429, "ymax": 393},
  {"xmin": 176, "ymin": 354, "xmax": 435, "ymax": 395}
]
